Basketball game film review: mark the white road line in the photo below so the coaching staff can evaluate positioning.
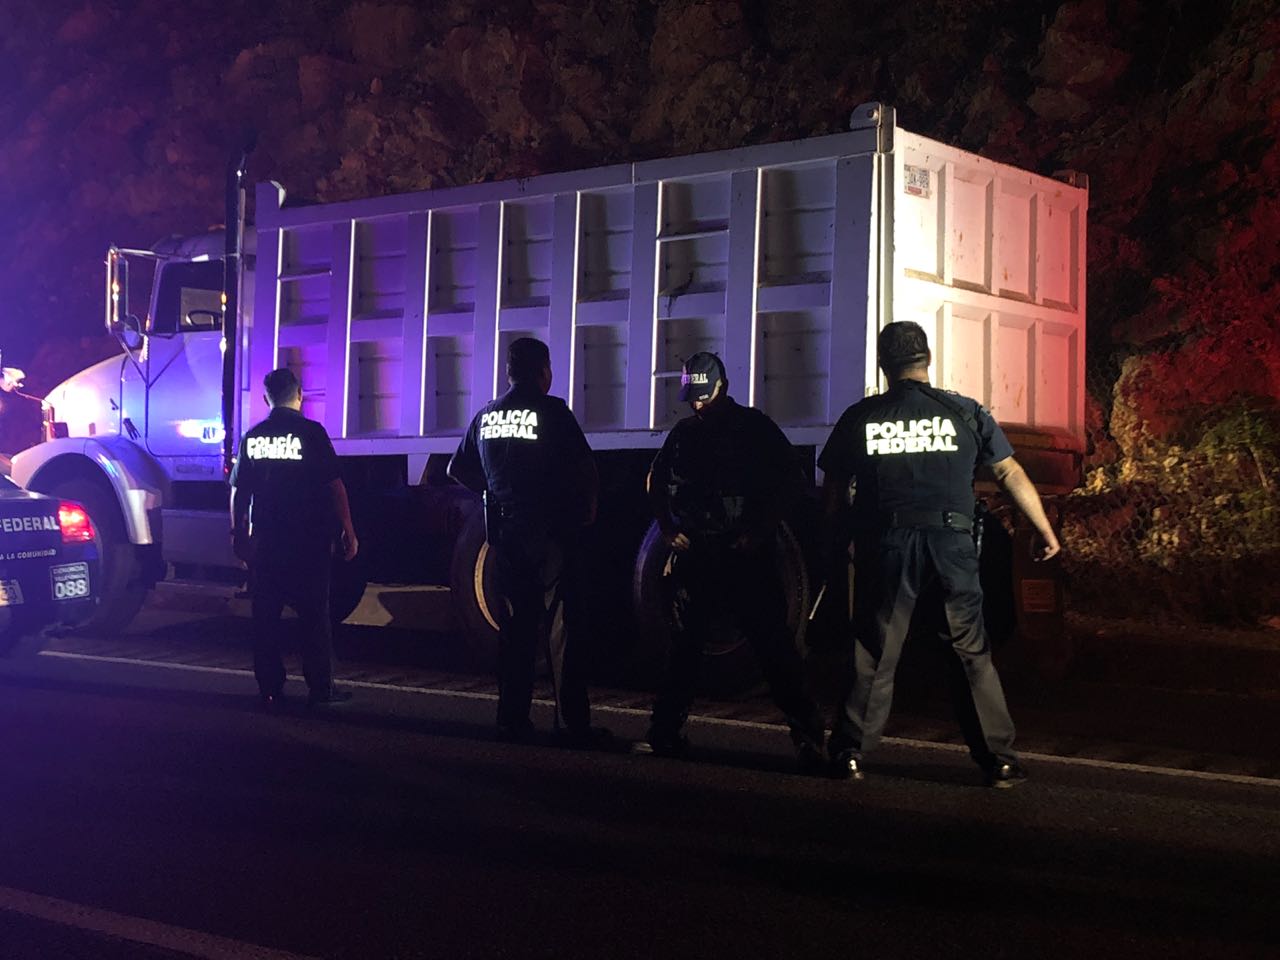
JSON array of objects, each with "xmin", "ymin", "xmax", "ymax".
[
  {"xmin": 0, "ymin": 884, "xmax": 319, "ymax": 960},
  {"xmin": 37, "ymin": 650, "xmax": 1280, "ymax": 788}
]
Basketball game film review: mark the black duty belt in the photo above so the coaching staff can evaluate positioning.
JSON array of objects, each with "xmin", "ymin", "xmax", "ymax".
[{"xmin": 884, "ymin": 510, "xmax": 973, "ymax": 532}]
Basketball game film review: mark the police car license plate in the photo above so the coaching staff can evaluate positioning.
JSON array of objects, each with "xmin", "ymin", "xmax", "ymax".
[
  {"xmin": 50, "ymin": 563, "xmax": 90, "ymax": 601},
  {"xmin": 0, "ymin": 580, "xmax": 24, "ymax": 607}
]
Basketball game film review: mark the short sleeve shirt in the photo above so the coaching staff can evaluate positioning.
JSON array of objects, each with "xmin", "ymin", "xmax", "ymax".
[
  {"xmin": 451, "ymin": 384, "xmax": 592, "ymax": 526},
  {"xmin": 818, "ymin": 380, "xmax": 1013, "ymax": 523},
  {"xmin": 229, "ymin": 407, "xmax": 341, "ymax": 559},
  {"xmin": 649, "ymin": 398, "xmax": 798, "ymax": 537}
]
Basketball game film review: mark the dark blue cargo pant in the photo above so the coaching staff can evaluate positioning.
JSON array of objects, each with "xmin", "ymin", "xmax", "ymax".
[
  {"xmin": 491, "ymin": 519, "xmax": 590, "ymax": 733},
  {"xmin": 830, "ymin": 526, "xmax": 1018, "ymax": 769},
  {"xmin": 251, "ymin": 553, "xmax": 334, "ymax": 698}
]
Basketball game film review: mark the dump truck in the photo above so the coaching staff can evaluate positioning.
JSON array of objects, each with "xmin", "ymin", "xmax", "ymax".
[{"xmin": 10, "ymin": 103, "xmax": 1087, "ymax": 687}]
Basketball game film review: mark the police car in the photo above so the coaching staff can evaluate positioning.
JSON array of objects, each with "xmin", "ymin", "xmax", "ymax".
[{"xmin": 0, "ymin": 473, "xmax": 99, "ymax": 653}]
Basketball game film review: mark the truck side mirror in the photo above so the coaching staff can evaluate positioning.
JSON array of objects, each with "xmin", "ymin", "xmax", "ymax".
[
  {"xmin": 106, "ymin": 247, "xmax": 148, "ymax": 356},
  {"xmin": 107, "ymin": 248, "xmax": 129, "ymax": 334}
]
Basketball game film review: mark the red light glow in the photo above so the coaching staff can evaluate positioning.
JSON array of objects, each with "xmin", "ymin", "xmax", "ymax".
[{"xmin": 58, "ymin": 502, "xmax": 95, "ymax": 544}]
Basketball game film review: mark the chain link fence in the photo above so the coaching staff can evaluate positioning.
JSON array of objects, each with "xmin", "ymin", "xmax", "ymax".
[{"xmin": 1059, "ymin": 355, "xmax": 1280, "ymax": 626}]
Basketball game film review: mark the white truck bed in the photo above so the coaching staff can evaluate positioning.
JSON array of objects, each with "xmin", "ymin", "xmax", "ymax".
[{"xmin": 245, "ymin": 105, "xmax": 1086, "ymax": 462}]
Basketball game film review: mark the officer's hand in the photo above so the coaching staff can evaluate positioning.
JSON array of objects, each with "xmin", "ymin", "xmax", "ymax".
[
  {"xmin": 1035, "ymin": 528, "xmax": 1061, "ymax": 562},
  {"xmin": 665, "ymin": 531, "xmax": 691, "ymax": 552},
  {"xmin": 341, "ymin": 528, "xmax": 359, "ymax": 562}
]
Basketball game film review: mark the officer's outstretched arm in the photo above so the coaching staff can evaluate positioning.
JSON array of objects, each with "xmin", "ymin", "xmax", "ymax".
[{"xmin": 991, "ymin": 456, "xmax": 1061, "ymax": 561}]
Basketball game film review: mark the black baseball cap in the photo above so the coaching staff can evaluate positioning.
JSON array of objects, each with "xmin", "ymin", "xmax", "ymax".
[{"xmin": 678, "ymin": 352, "xmax": 727, "ymax": 403}]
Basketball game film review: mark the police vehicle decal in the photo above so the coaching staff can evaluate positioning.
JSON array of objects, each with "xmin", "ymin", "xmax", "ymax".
[
  {"xmin": 865, "ymin": 417, "xmax": 960, "ymax": 455},
  {"xmin": 246, "ymin": 433, "xmax": 304, "ymax": 460},
  {"xmin": 480, "ymin": 409, "xmax": 539, "ymax": 441},
  {"xmin": 0, "ymin": 514, "xmax": 60, "ymax": 534}
]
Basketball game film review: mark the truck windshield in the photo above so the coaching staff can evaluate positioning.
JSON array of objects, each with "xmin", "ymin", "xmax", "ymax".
[{"xmin": 152, "ymin": 260, "xmax": 224, "ymax": 335}]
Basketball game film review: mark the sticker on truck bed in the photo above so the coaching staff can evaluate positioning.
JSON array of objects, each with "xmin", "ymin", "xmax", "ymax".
[
  {"xmin": 0, "ymin": 580, "xmax": 24, "ymax": 606},
  {"xmin": 50, "ymin": 562, "xmax": 90, "ymax": 601},
  {"xmin": 904, "ymin": 164, "xmax": 931, "ymax": 198}
]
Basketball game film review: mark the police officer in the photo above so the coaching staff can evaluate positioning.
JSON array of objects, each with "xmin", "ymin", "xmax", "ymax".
[
  {"xmin": 819, "ymin": 322, "xmax": 1060, "ymax": 786},
  {"xmin": 640, "ymin": 352, "xmax": 826, "ymax": 772},
  {"xmin": 229, "ymin": 368, "xmax": 359, "ymax": 707},
  {"xmin": 448, "ymin": 337, "xmax": 603, "ymax": 745}
]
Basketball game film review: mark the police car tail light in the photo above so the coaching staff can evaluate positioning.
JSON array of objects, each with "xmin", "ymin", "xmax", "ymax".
[{"xmin": 58, "ymin": 502, "xmax": 95, "ymax": 544}]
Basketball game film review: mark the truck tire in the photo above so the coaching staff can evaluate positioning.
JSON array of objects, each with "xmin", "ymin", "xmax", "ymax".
[
  {"xmin": 631, "ymin": 521, "xmax": 810, "ymax": 696},
  {"xmin": 448, "ymin": 509, "xmax": 503, "ymax": 670},
  {"xmin": 47, "ymin": 478, "xmax": 147, "ymax": 635}
]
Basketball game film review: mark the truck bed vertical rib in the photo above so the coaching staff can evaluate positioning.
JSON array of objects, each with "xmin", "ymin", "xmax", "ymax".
[
  {"xmin": 828, "ymin": 155, "xmax": 876, "ymax": 419},
  {"xmin": 549, "ymin": 193, "xmax": 580, "ymax": 408},
  {"xmin": 470, "ymin": 203, "xmax": 504, "ymax": 415},
  {"xmin": 326, "ymin": 222, "xmax": 355, "ymax": 438},
  {"xmin": 725, "ymin": 170, "xmax": 761, "ymax": 406},
  {"xmin": 626, "ymin": 182, "xmax": 660, "ymax": 430},
  {"xmin": 400, "ymin": 212, "xmax": 431, "ymax": 437}
]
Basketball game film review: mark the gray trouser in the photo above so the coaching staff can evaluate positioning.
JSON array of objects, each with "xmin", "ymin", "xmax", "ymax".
[
  {"xmin": 491, "ymin": 519, "xmax": 590, "ymax": 732},
  {"xmin": 831, "ymin": 527, "xmax": 1017, "ymax": 768},
  {"xmin": 251, "ymin": 555, "xmax": 333, "ymax": 697}
]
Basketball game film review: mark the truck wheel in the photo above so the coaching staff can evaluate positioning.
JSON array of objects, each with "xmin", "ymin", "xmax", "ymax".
[
  {"xmin": 448, "ymin": 509, "xmax": 503, "ymax": 670},
  {"xmin": 47, "ymin": 478, "xmax": 147, "ymax": 635},
  {"xmin": 631, "ymin": 521, "xmax": 810, "ymax": 696}
]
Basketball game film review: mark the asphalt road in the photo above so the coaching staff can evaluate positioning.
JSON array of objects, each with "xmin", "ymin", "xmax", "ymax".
[{"xmin": 1, "ymin": 630, "xmax": 1278, "ymax": 959}]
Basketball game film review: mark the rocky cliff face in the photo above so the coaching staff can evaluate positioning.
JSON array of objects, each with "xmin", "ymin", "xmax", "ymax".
[{"xmin": 0, "ymin": 0, "xmax": 1276, "ymax": 619}]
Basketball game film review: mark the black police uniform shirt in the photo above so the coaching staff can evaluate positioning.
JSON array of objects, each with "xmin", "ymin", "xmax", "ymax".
[
  {"xmin": 229, "ymin": 407, "xmax": 342, "ymax": 560},
  {"xmin": 818, "ymin": 380, "xmax": 1014, "ymax": 525},
  {"xmin": 451, "ymin": 383, "xmax": 592, "ymax": 527},
  {"xmin": 649, "ymin": 397, "xmax": 797, "ymax": 538}
]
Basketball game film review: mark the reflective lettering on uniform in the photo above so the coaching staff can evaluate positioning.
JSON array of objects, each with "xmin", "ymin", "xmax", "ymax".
[
  {"xmin": 0, "ymin": 515, "xmax": 60, "ymax": 534},
  {"xmin": 480, "ymin": 409, "xmax": 539, "ymax": 441},
  {"xmin": 246, "ymin": 433, "xmax": 304, "ymax": 460},
  {"xmin": 681, "ymin": 372, "xmax": 709, "ymax": 387},
  {"xmin": 864, "ymin": 417, "xmax": 959, "ymax": 455}
]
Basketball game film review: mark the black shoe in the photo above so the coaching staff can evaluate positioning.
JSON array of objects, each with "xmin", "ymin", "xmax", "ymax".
[
  {"xmin": 496, "ymin": 719, "xmax": 536, "ymax": 744},
  {"xmin": 796, "ymin": 740, "xmax": 827, "ymax": 776},
  {"xmin": 307, "ymin": 688, "xmax": 353, "ymax": 707},
  {"xmin": 987, "ymin": 761, "xmax": 1028, "ymax": 789},
  {"xmin": 830, "ymin": 749, "xmax": 865, "ymax": 781},
  {"xmin": 632, "ymin": 730, "xmax": 690, "ymax": 758}
]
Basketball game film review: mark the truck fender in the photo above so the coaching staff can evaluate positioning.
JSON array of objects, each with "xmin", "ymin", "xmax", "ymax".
[{"xmin": 11, "ymin": 437, "xmax": 170, "ymax": 546}]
